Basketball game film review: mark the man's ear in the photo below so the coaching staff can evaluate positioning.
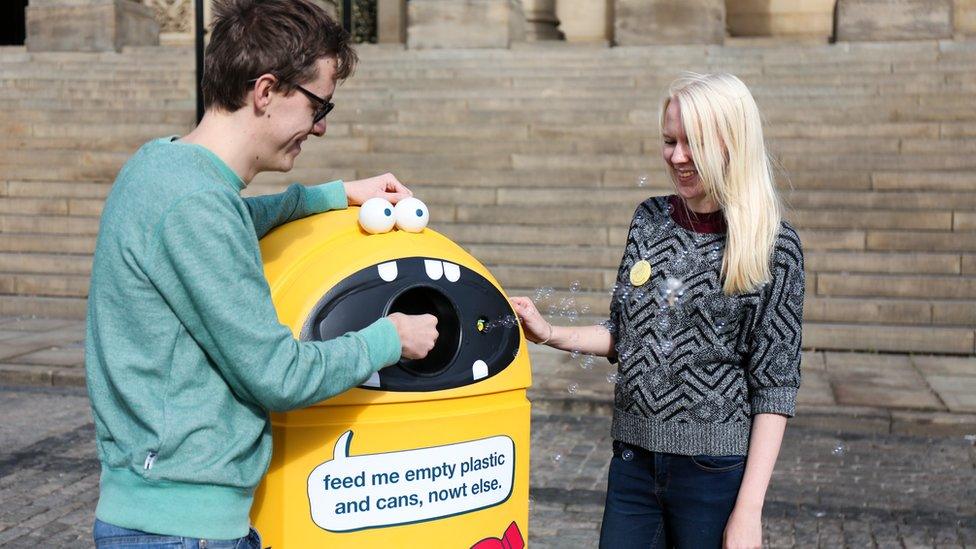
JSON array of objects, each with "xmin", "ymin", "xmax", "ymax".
[{"xmin": 251, "ymin": 73, "xmax": 277, "ymax": 113}]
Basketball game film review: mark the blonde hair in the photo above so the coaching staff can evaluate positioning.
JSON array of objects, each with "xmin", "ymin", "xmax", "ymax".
[{"xmin": 662, "ymin": 73, "xmax": 782, "ymax": 295}]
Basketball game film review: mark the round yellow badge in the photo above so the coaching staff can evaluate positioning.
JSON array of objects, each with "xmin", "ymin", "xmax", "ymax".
[{"xmin": 629, "ymin": 260, "xmax": 652, "ymax": 286}]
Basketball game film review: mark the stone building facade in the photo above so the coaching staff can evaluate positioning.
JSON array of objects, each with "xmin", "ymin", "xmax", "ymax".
[{"xmin": 10, "ymin": 0, "xmax": 976, "ymax": 52}]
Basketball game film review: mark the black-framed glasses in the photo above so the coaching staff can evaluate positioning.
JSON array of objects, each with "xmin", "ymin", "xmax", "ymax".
[{"xmin": 247, "ymin": 78, "xmax": 334, "ymax": 126}]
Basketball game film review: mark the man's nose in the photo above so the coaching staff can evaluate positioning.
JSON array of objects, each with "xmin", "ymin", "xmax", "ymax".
[{"xmin": 310, "ymin": 119, "xmax": 327, "ymax": 137}]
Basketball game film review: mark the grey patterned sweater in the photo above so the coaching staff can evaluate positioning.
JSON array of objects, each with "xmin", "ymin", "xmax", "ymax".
[{"xmin": 603, "ymin": 195, "xmax": 804, "ymax": 456}]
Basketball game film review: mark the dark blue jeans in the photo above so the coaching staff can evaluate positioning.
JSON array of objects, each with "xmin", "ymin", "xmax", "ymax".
[
  {"xmin": 599, "ymin": 440, "xmax": 745, "ymax": 549},
  {"xmin": 93, "ymin": 519, "xmax": 262, "ymax": 549}
]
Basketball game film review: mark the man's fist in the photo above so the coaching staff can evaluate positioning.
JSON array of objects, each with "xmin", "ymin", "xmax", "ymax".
[{"xmin": 387, "ymin": 312, "xmax": 439, "ymax": 360}]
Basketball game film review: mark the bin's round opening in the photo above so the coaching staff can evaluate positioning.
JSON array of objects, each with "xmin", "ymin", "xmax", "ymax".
[{"xmin": 385, "ymin": 285, "xmax": 461, "ymax": 377}]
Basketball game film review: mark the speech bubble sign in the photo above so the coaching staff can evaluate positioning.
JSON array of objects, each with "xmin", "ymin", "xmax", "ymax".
[{"xmin": 307, "ymin": 431, "xmax": 516, "ymax": 533}]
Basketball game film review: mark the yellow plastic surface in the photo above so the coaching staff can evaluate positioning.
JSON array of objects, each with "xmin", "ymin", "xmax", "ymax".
[{"xmin": 252, "ymin": 208, "xmax": 531, "ymax": 548}]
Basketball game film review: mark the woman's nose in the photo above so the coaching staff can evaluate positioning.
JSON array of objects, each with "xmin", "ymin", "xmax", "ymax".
[{"xmin": 671, "ymin": 142, "xmax": 690, "ymax": 164}]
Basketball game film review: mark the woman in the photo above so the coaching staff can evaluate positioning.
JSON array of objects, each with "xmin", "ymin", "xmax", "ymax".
[{"xmin": 511, "ymin": 73, "xmax": 804, "ymax": 549}]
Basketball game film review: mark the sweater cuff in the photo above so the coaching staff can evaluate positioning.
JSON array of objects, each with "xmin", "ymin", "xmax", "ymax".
[
  {"xmin": 306, "ymin": 180, "xmax": 348, "ymax": 213},
  {"xmin": 358, "ymin": 317, "xmax": 402, "ymax": 370},
  {"xmin": 750, "ymin": 386, "xmax": 797, "ymax": 418}
]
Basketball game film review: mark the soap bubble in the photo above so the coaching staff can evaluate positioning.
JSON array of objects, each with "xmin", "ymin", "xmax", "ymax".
[
  {"xmin": 814, "ymin": 511, "xmax": 826, "ymax": 518},
  {"xmin": 551, "ymin": 453, "xmax": 562, "ymax": 464},
  {"xmin": 637, "ymin": 174, "xmax": 648, "ymax": 187},
  {"xmin": 831, "ymin": 443, "xmax": 847, "ymax": 457},
  {"xmin": 570, "ymin": 349, "xmax": 581, "ymax": 360},
  {"xmin": 579, "ymin": 304, "xmax": 591, "ymax": 315},
  {"xmin": 714, "ymin": 317, "xmax": 727, "ymax": 330},
  {"xmin": 656, "ymin": 315, "xmax": 671, "ymax": 332},
  {"xmin": 567, "ymin": 382, "xmax": 579, "ymax": 394},
  {"xmin": 606, "ymin": 372, "xmax": 619, "ymax": 384},
  {"xmin": 708, "ymin": 245, "xmax": 721, "ymax": 261},
  {"xmin": 569, "ymin": 280, "xmax": 581, "ymax": 293},
  {"xmin": 534, "ymin": 286, "xmax": 554, "ymax": 303},
  {"xmin": 965, "ymin": 434, "xmax": 976, "ymax": 445},
  {"xmin": 659, "ymin": 339, "xmax": 674, "ymax": 356},
  {"xmin": 579, "ymin": 355, "xmax": 596, "ymax": 370},
  {"xmin": 621, "ymin": 448, "xmax": 635, "ymax": 461},
  {"xmin": 660, "ymin": 277, "xmax": 686, "ymax": 307}
]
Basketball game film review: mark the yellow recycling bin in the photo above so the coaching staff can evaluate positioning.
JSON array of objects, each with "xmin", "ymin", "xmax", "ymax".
[{"xmin": 252, "ymin": 208, "xmax": 531, "ymax": 548}]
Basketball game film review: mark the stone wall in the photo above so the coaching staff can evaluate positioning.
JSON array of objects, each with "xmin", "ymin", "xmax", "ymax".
[
  {"xmin": 727, "ymin": 0, "xmax": 836, "ymax": 39},
  {"xmin": 835, "ymin": 0, "xmax": 954, "ymax": 41},
  {"xmin": 26, "ymin": 0, "xmax": 160, "ymax": 52}
]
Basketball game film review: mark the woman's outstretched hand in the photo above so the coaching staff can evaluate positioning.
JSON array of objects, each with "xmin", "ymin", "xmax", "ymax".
[{"xmin": 509, "ymin": 297, "xmax": 552, "ymax": 344}]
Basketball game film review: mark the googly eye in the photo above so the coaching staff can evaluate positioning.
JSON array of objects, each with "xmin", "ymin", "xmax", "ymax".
[
  {"xmin": 393, "ymin": 197, "xmax": 429, "ymax": 233},
  {"xmin": 358, "ymin": 197, "xmax": 396, "ymax": 234}
]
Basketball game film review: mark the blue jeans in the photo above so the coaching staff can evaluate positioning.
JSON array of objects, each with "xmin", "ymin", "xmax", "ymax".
[
  {"xmin": 93, "ymin": 519, "xmax": 262, "ymax": 549},
  {"xmin": 599, "ymin": 440, "xmax": 745, "ymax": 549}
]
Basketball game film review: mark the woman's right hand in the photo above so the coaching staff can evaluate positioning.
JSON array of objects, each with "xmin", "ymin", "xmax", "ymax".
[{"xmin": 509, "ymin": 297, "xmax": 552, "ymax": 344}]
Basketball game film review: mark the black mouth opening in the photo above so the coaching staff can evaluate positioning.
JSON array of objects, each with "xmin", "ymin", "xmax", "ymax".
[{"xmin": 385, "ymin": 285, "xmax": 461, "ymax": 377}]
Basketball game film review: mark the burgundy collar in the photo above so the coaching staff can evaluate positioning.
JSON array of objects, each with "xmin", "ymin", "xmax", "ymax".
[{"xmin": 668, "ymin": 195, "xmax": 726, "ymax": 234}]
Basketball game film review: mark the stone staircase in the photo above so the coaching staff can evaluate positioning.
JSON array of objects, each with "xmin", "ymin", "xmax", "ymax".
[{"xmin": 1, "ymin": 41, "xmax": 974, "ymax": 355}]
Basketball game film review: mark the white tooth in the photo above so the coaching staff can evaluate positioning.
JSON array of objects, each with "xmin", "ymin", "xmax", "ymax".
[
  {"xmin": 443, "ymin": 262, "xmax": 460, "ymax": 282},
  {"xmin": 472, "ymin": 360, "xmax": 488, "ymax": 380},
  {"xmin": 424, "ymin": 260, "xmax": 443, "ymax": 280},
  {"xmin": 378, "ymin": 261, "xmax": 398, "ymax": 282},
  {"xmin": 361, "ymin": 371, "xmax": 381, "ymax": 387}
]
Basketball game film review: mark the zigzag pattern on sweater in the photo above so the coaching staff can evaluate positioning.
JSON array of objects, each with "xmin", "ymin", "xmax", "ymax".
[{"xmin": 604, "ymin": 196, "xmax": 804, "ymax": 428}]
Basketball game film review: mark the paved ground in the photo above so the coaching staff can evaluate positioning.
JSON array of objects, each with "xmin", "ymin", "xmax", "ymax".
[{"xmin": 1, "ymin": 382, "xmax": 975, "ymax": 548}]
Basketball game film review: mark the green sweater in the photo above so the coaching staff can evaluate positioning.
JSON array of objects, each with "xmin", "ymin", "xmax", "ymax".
[{"xmin": 85, "ymin": 137, "xmax": 401, "ymax": 539}]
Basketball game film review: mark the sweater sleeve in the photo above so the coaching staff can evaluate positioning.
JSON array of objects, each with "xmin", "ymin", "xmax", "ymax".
[
  {"xmin": 243, "ymin": 180, "xmax": 347, "ymax": 239},
  {"xmin": 603, "ymin": 202, "xmax": 651, "ymax": 363},
  {"xmin": 745, "ymin": 225, "xmax": 805, "ymax": 418},
  {"xmin": 148, "ymin": 190, "xmax": 400, "ymax": 412}
]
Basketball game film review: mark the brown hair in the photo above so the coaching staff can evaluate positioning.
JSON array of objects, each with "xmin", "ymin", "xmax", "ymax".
[{"xmin": 203, "ymin": 0, "xmax": 358, "ymax": 112}]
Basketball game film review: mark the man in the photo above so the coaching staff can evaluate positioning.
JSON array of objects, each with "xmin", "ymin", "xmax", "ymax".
[{"xmin": 85, "ymin": 0, "xmax": 438, "ymax": 546}]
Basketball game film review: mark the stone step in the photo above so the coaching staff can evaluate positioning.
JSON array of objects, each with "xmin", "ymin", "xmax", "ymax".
[
  {"xmin": 803, "ymin": 322, "xmax": 974, "ymax": 354},
  {"xmin": 0, "ymin": 272, "xmax": 89, "ymax": 298},
  {"xmin": 431, "ymin": 221, "xmax": 975, "ymax": 255},
  {"xmin": 806, "ymin": 296, "xmax": 973, "ymax": 326},
  {"xmin": 872, "ymin": 172, "xmax": 976, "ymax": 192},
  {"xmin": 468, "ymin": 244, "xmax": 969, "ymax": 275},
  {"xmin": 0, "ymin": 234, "xmax": 95, "ymax": 255},
  {"xmin": 0, "ymin": 253, "xmax": 91, "ymax": 275},
  {"xmin": 0, "ymin": 181, "xmax": 113, "ymax": 199},
  {"xmin": 0, "ymin": 215, "xmax": 99, "ymax": 235},
  {"xmin": 0, "ymin": 122, "xmax": 191, "ymax": 142},
  {"xmin": 0, "ymin": 197, "xmax": 107, "ymax": 216},
  {"xmin": 450, "ymin": 204, "xmax": 960, "ymax": 231},
  {"xmin": 353, "ymin": 135, "xmax": 943, "ymax": 157},
  {"xmin": 492, "ymin": 262, "xmax": 975, "ymax": 301},
  {"xmin": 0, "ymin": 294, "xmax": 87, "ymax": 319},
  {"xmin": 817, "ymin": 273, "xmax": 976, "ymax": 299}
]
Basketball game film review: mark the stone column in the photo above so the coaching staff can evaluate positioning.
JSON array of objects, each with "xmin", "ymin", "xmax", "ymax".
[
  {"xmin": 958, "ymin": 0, "xmax": 976, "ymax": 37},
  {"xmin": 377, "ymin": 0, "xmax": 406, "ymax": 44},
  {"xmin": 614, "ymin": 0, "xmax": 724, "ymax": 46},
  {"xmin": 555, "ymin": 0, "xmax": 612, "ymax": 44},
  {"xmin": 407, "ymin": 0, "xmax": 526, "ymax": 49},
  {"xmin": 834, "ymin": 0, "xmax": 953, "ymax": 41},
  {"xmin": 27, "ymin": 0, "xmax": 160, "ymax": 52},
  {"xmin": 522, "ymin": 0, "xmax": 562, "ymax": 41}
]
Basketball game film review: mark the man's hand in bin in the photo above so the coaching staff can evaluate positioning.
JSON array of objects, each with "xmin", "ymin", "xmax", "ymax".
[{"xmin": 387, "ymin": 312, "xmax": 439, "ymax": 360}]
